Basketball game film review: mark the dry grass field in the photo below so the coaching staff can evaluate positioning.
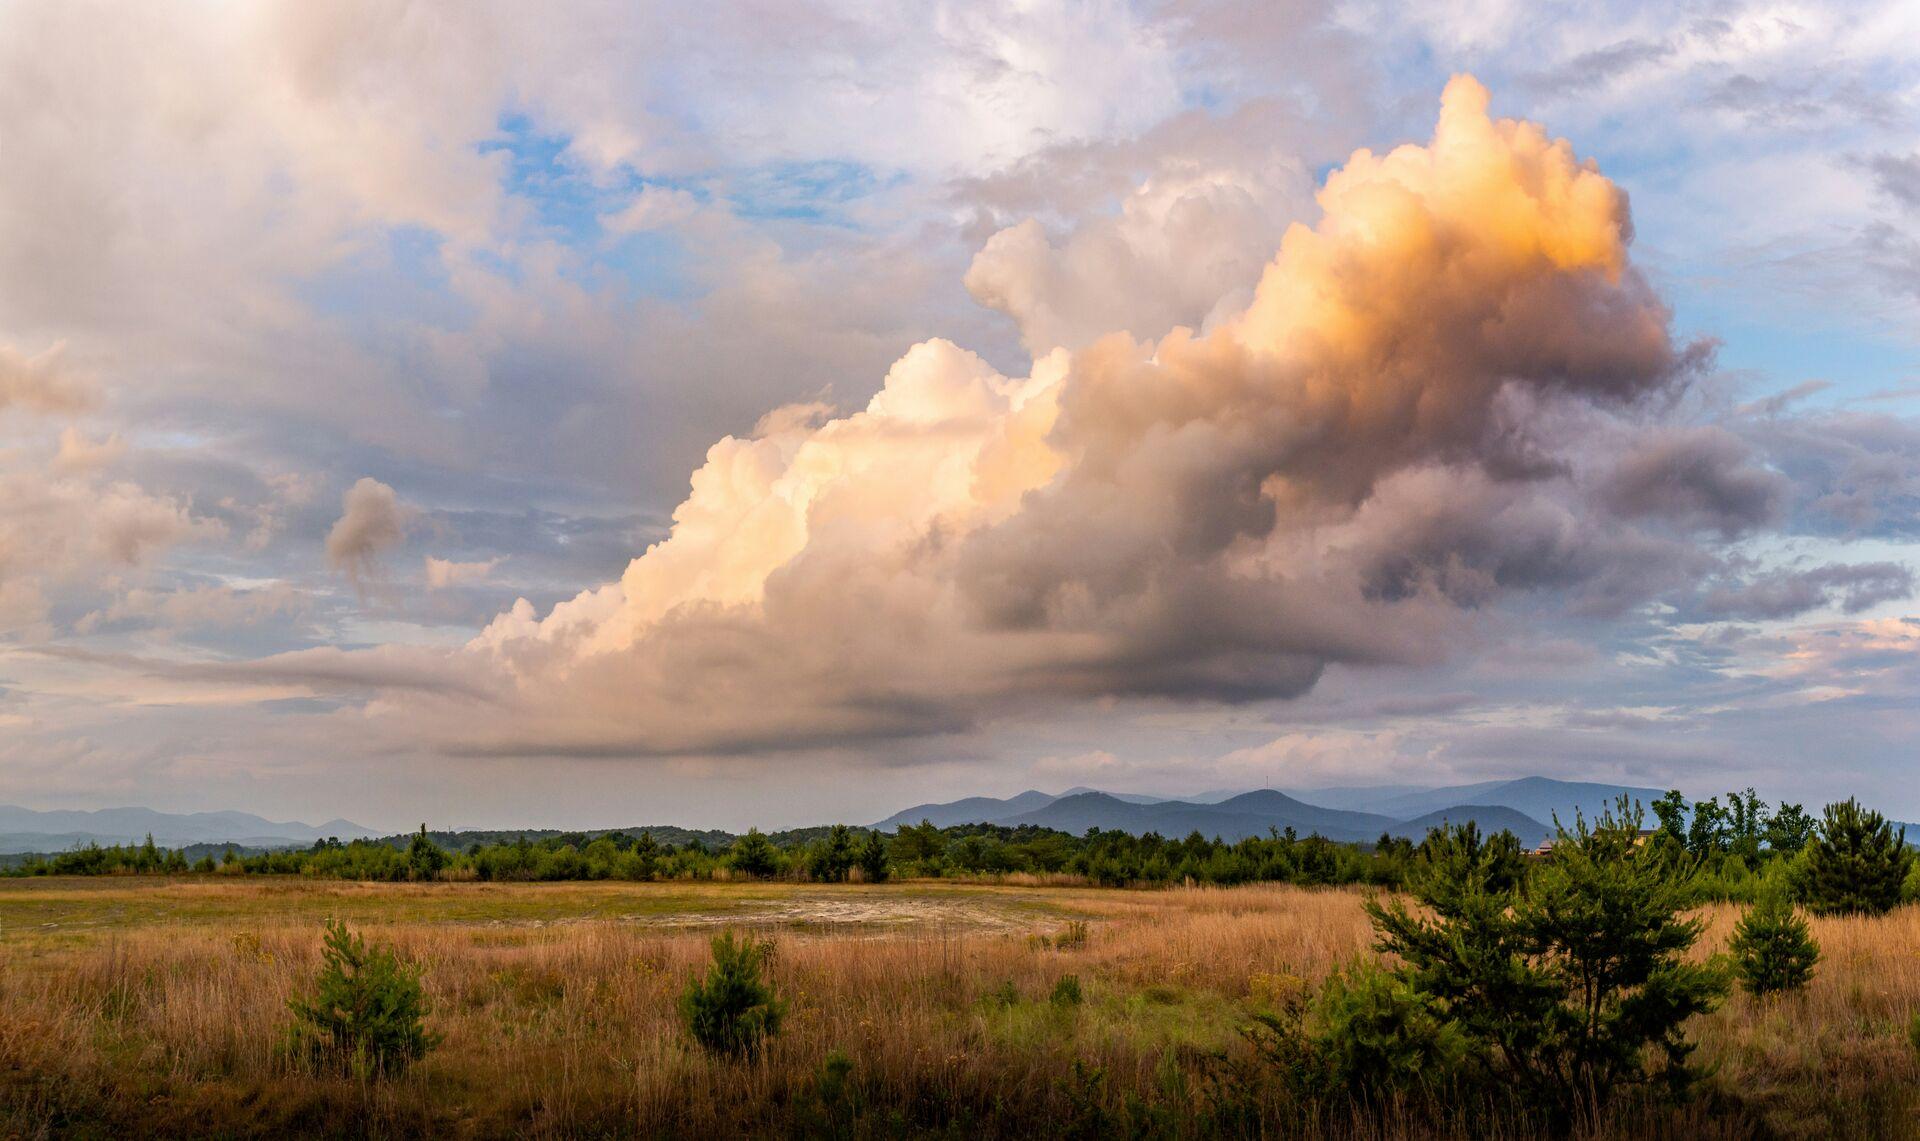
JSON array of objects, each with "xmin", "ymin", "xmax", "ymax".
[{"xmin": 1, "ymin": 877, "xmax": 1916, "ymax": 1138}]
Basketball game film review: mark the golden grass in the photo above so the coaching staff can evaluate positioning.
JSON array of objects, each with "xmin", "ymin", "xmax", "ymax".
[{"xmin": 0, "ymin": 877, "xmax": 1915, "ymax": 1138}]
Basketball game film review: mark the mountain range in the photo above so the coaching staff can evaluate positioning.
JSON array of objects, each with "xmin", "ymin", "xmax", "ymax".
[
  {"xmin": 872, "ymin": 776, "xmax": 1678, "ymax": 845},
  {"xmin": 0, "ymin": 805, "xmax": 379, "ymax": 855}
]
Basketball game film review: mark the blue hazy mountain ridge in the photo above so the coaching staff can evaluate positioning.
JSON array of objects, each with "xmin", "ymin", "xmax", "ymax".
[
  {"xmin": 868, "ymin": 777, "xmax": 1704, "ymax": 843},
  {"xmin": 877, "ymin": 788, "xmax": 1554, "ymax": 845},
  {"xmin": 1287, "ymin": 777, "xmax": 1671, "ymax": 825},
  {"xmin": 1395, "ymin": 805, "xmax": 1555, "ymax": 843},
  {"xmin": 0, "ymin": 805, "xmax": 379, "ymax": 854},
  {"xmin": 870, "ymin": 790, "xmax": 1061, "ymax": 830}
]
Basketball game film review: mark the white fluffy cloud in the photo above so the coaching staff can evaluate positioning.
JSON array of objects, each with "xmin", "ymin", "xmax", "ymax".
[
  {"xmin": 289, "ymin": 78, "xmax": 1751, "ymax": 758},
  {"xmin": 963, "ymin": 121, "xmax": 1316, "ymax": 353}
]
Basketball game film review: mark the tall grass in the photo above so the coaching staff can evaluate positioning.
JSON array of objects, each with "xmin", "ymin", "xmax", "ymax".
[{"xmin": 0, "ymin": 879, "xmax": 1914, "ymax": 1137}]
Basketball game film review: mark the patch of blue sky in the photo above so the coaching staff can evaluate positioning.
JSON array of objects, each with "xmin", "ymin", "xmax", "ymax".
[
  {"xmin": 482, "ymin": 112, "xmax": 711, "ymax": 299},
  {"xmin": 483, "ymin": 112, "xmax": 614, "ymax": 246},
  {"xmin": 727, "ymin": 159, "xmax": 903, "ymax": 226},
  {"xmin": 1182, "ymin": 81, "xmax": 1229, "ymax": 113},
  {"xmin": 1673, "ymin": 292, "xmax": 1920, "ymax": 404},
  {"xmin": 597, "ymin": 227, "xmax": 700, "ymax": 302}
]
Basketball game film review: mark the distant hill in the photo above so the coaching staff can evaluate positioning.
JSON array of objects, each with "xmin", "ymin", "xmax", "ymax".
[
  {"xmin": 1398, "ymin": 804, "xmax": 1552, "ymax": 845},
  {"xmin": 873, "ymin": 790, "xmax": 1060, "ymax": 830},
  {"xmin": 0, "ymin": 805, "xmax": 379, "ymax": 855},
  {"xmin": 1288, "ymin": 777, "xmax": 1669, "ymax": 828},
  {"xmin": 876, "ymin": 787, "xmax": 1548, "ymax": 845},
  {"xmin": 877, "ymin": 788, "xmax": 1186, "ymax": 830}
]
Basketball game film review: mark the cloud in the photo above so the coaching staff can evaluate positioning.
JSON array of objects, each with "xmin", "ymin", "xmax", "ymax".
[
  {"xmin": 601, "ymin": 186, "xmax": 704, "ymax": 234},
  {"xmin": 0, "ymin": 451, "xmax": 222, "ymax": 636},
  {"xmin": 0, "ymin": 342, "xmax": 90, "ymax": 415},
  {"xmin": 1863, "ymin": 150, "xmax": 1920, "ymax": 214},
  {"xmin": 1744, "ymin": 410, "xmax": 1920, "ymax": 537},
  {"xmin": 961, "ymin": 103, "xmax": 1316, "ymax": 354},
  {"xmin": 262, "ymin": 76, "xmax": 1733, "ymax": 759},
  {"xmin": 1598, "ymin": 426, "xmax": 1786, "ymax": 537},
  {"xmin": 76, "ymin": 582, "xmax": 305, "ymax": 636},
  {"xmin": 1699, "ymin": 561, "xmax": 1913, "ymax": 620},
  {"xmin": 51, "ymin": 427, "xmax": 126, "ymax": 474},
  {"xmin": 1519, "ymin": 37, "xmax": 1673, "ymax": 99},
  {"xmin": 424, "ymin": 555, "xmax": 501, "ymax": 589},
  {"xmin": 324, "ymin": 477, "xmax": 410, "ymax": 587}
]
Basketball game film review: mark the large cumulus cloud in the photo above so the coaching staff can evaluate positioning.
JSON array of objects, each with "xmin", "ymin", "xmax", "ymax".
[{"xmin": 278, "ymin": 76, "xmax": 1778, "ymax": 758}]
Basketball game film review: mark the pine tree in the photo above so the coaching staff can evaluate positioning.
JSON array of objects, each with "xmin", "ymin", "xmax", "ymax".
[
  {"xmin": 680, "ymin": 931, "xmax": 785, "ymax": 1058},
  {"xmin": 1368, "ymin": 802, "xmax": 1727, "ymax": 1117},
  {"xmin": 1796, "ymin": 799, "xmax": 1914, "ymax": 916},
  {"xmin": 856, "ymin": 830, "xmax": 891, "ymax": 883},
  {"xmin": 288, "ymin": 919, "xmax": 436, "ymax": 1076},
  {"xmin": 810, "ymin": 824, "xmax": 855, "ymax": 882},
  {"xmin": 407, "ymin": 824, "xmax": 449, "ymax": 881},
  {"xmin": 1729, "ymin": 892, "xmax": 1819, "ymax": 997}
]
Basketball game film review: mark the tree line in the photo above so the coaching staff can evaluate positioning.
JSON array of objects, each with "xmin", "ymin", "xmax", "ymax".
[{"xmin": 7, "ymin": 792, "xmax": 1916, "ymax": 912}]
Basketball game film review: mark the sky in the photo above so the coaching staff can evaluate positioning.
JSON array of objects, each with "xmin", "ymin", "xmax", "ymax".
[{"xmin": 2, "ymin": 0, "xmax": 1918, "ymax": 832}]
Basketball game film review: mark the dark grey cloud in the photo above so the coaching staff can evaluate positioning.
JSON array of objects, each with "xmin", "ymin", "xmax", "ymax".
[
  {"xmin": 1519, "ymin": 37, "xmax": 1673, "ymax": 98},
  {"xmin": 1743, "ymin": 410, "xmax": 1920, "ymax": 537},
  {"xmin": 1699, "ymin": 561, "xmax": 1914, "ymax": 620},
  {"xmin": 1864, "ymin": 150, "xmax": 1920, "ymax": 214},
  {"xmin": 1702, "ymin": 72, "xmax": 1906, "ymax": 130},
  {"xmin": 1599, "ymin": 425, "xmax": 1785, "ymax": 537}
]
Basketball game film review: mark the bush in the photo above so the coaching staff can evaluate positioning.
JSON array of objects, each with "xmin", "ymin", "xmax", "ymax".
[
  {"xmin": 1730, "ymin": 892, "xmax": 1820, "ymax": 997},
  {"xmin": 288, "ymin": 919, "xmax": 436, "ymax": 1077},
  {"xmin": 680, "ymin": 931, "xmax": 785, "ymax": 1058},
  {"xmin": 802, "ymin": 1049, "xmax": 861, "ymax": 1136},
  {"xmin": 1797, "ymin": 799, "xmax": 1914, "ymax": 916},
  {"xmin": 1051, "ymin": 975, "xmax": 1084, "ymax": 1007},
  {"xmin": 1367, "ymin": 805, "xmax": 1728, "ymax": 1118},
  {"xmin": 1309, "ymin": 961, "xmax": 1465, "ymax": 1099}
]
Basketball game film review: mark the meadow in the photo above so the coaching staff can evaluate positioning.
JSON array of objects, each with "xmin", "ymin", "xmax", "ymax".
[{"xmin": 1, "ymin": 876, "xmax": 1916, "ymax": 1139}]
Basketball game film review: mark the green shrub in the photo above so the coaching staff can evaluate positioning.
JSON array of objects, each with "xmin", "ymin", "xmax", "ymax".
[
  {"xmin": 1729, "ymin": 892, "xmax": 1820, "ymax": 997},
  {"xmin": 1050, "ymin": 975, "xmax": 1084, "ymax": 1007},
  {"xmin": 1310, "ymin": 961, "xmax": 1466, "ymax": 1099},
  {"xmin": 804, "ymin": 1049, "xmax": 860, "ymax": 1136},
  {"xmin": 1909, "ymin": 1012, "xmax": 1920, "ymax": 1059},
  {"xmin": 680, "ymin": 931, "xmax": 785, "ymax": 1058},
  {"xmin": 288, "ymin": 919, "xmax": 436, "ymax": 1077},
  {"xmin": 1796, "ymin": 799, "xmax": 1914, "ymax": 916}
]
